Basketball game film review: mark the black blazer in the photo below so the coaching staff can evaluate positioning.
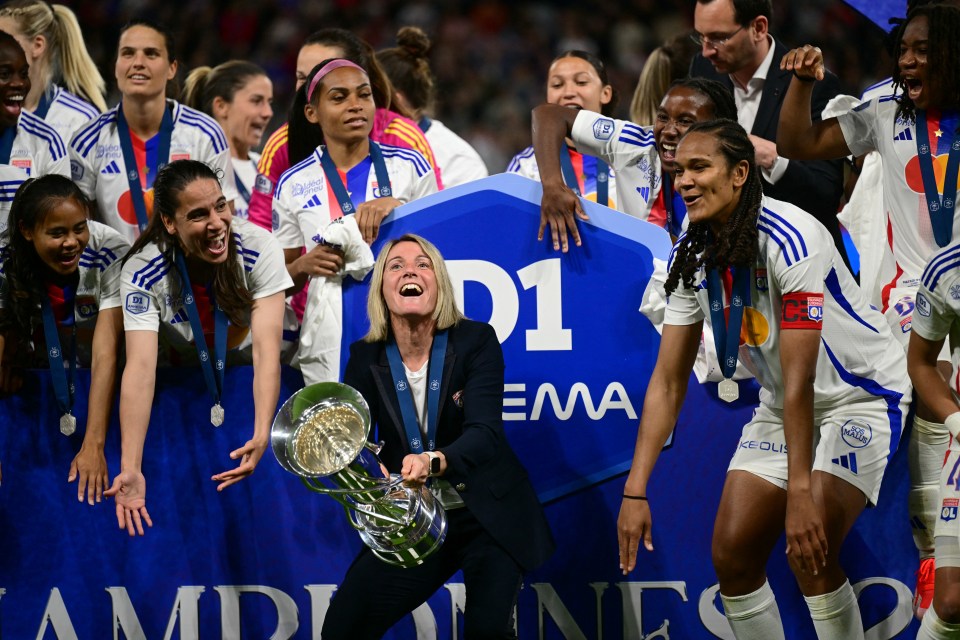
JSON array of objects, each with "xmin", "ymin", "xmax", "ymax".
[
  {"xmin": 690, "ymin": 39, "xmax": 847, "ymax": 260},
  {"xmin": 343, "ymin": 320, "xmax": 555, "ymax": 572}
]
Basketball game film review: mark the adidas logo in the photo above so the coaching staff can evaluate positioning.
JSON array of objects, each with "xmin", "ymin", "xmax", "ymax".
[
  {"xmin": 831, "ymin": 452, "xmax": 858, "ymax": 474},
  {"xmin": 637, "ymin": 186, "xmax": 650, "ymax": 202},
  {"xmin": 894, "ymin": 129, "xmax": 913, "ymax": 141},
  {"xmin": 101, "ymin": 160, "xmax": 121, "ymax": 174},
  {"xmin": 302, "ymin": 194, "xmax": 322, "ymax": 208}
]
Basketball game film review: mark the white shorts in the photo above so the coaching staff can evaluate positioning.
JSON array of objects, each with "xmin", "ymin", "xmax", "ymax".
[
  {"xmin": 934, "ymin": 438, "xmax": 960, "ymax": 559},
  {"xmin": 884, "ymin": 287, "xmax": 951, "ymax": 361},
  {"xmin": 728, "ymin": 398, "xmax": 907, "ymax": 506}
]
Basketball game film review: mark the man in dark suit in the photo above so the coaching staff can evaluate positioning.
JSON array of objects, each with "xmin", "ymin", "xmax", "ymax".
[{"xmin": 689, "ymin": 0, "xmax": 848, "ymax": 263}]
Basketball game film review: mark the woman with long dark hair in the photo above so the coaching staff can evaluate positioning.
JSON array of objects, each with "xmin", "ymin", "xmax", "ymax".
[
  {"xmin": 618, "ymin": 119, "xmax": 909, "ymax": 640},
  {"xmin": 105, "ymin": 160, "xmax": 290, "ymax": 535},
  {"xmin": 0, "ymin": 174, "xmax": 128, "ymax": 500},
  {"xmin": 273, "ymin": 58, "xmax": 437, "ymax": 385}
]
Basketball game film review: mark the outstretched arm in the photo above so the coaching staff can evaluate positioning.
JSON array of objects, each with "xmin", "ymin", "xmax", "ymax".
[
  {"xmin": 618, "ymin": 321, "xmax": 701, "ymax": 574},
  {"xmin": 211, "ymin": 291, "xmax": 284, "ymax": 491},
  {"xmin": 105, "ymin": 329, "xmax": 157, "ymax": 536},
  {"xmin": 532, "ymin": 103, "xmax": 589, "ymax": 252},
  {"xmin": 69, "ymin": 307, "xmax": 123, "ymax": 505},
  {"xmin": 777, "ymin": 45, "xmax": 851, "ymax": 161}
]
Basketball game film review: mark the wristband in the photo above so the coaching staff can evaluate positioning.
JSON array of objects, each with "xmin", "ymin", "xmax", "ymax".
[
  {"xmin": 622, "ymin": 494, "xmax": 648, "ymax": 501},
  {"xmin": 792, "ymin": 69, "xmax": 816, "ymax": 83},
  {"xmin": 946, "ymin": 412, "xmax": 960, "ymax": 440}
]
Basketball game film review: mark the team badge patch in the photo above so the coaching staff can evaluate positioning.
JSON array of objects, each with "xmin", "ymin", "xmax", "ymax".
[
  {"xmin": 755, "ymin": 268, "xmax": 768, "ymax": 292},
  {"xmin": 592, "ymin": 118, "xmax": 615, "ymax": 141},
  {"xmin": 781, "ymin": 292, "xmax": 824, "ymax": 328},
  {"xmin": 894, "ymin": 296, "xmax": 914, "ymax": 333},
  {"xmin": 807, "ymin": 296, "xmax": 823, "ymax": 321},
  {"xmin": 951, "ymin": 285, "xmax": 960, "ymax": 300},
  {"xmin": 942, "ymin": 498, "xmax": 959, "ymax": 522},
  {"xmin": 917, "ymin": 292, "xmax": 932, "ymax": 317},
  {"xmin": 76, "ymin": 296, "xmax": 98, "ymax": 318},
  {"xmin": 255, "ymin": 174, "xmax": 272, "ymax": 194},
  {"xmin": 840, "ymin": 419, "xmax": 872, "ymax": 449},
  {"xmin": 12, "ymin": 158, "xmax": 32, "ymax": 175},
  {"xmin": 125, "ymin": 292, "xmax": 150, "ymax": 315}
]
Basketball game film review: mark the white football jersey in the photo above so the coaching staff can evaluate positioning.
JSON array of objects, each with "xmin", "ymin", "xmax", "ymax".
[
  {"xmin": 912, "ymin": 242, "xmax": 960, "ymax": 393},
  {"xmin": 0, "ymin": 109, "xmax": 70, "ymax": 232},
  {"xmin": 41, "ymin": 84, "xmax": 100, "ymax": 145},
  {"xmin": 272, "ymin": 142, "xmax": 437, "ymax": 252},
  {"xmin": 664, "ymin": 196, "xmax": 910, "ymax": 411},
  {"xmin": 838, "ymin": 96, "xmax": 959, "ymax": 313},
  {"xmin": 69, "ymin": 100, "xmax": 238, "ymax": 243},
  {"xmin": 120, "ymin": 219, "xmax": 291, "ymax": 361},
  {"xmin": 423, "ymin": 118, "xmax": 488, "ymax": 188},
  {"xmin": 568, "ymin": 109, "xmax": 661, "ymax": 220}
]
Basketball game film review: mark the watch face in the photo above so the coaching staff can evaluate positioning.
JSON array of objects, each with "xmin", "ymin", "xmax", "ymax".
[{"xmin": 429, "ymin": 455, "xmax": 441, "ymax": 475}]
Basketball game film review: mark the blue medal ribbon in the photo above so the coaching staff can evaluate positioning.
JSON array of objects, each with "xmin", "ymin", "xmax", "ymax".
[
  {"xmin": 706, "ymin": 266, "xmax": 751, "ymax": 380},
  {"xmin": 385, "ymin": 330, "xmax": 448, "ymax": 453},
  {"xmin": 40, "ymin": 291, "xmax": 77, "ymax": 419},
  {"xmin": 233, "ymin": 159, "xmax": 257, "ymax": 205},
  {"xmin": 34, "ymin": 87, "xmax": 53, "ymax": 120},
  {"xmin": 116, "ymin": 102, "xmax": 175, "ymax": 232},
  {"xmin": 418, "ymin": 116, "xmax": 433, "ymax": 133},
  {"xmin": 0, "ymin": 124, "xmax": 17, "ymax": 165},
  {"xmin": 172, "ymin": 250, "xmax": 227, "ymax": 407},
  {"xmin": 663, "ymin": 174, "xmax": 687, "ymax": 237},
  {"xmin": 318, "ymin": 140, "xmax": 393, "ymax": 214},
  {"xmin": 559, "ymin": 146, "xmax": 610, "ymax": 207},
  {"xmin": 916, "ymin": 110, "xmax": 960, "ymax": 247}
]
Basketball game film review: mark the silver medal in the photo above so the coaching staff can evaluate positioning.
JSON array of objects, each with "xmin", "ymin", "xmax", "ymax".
[
  {"xmin": 718, "ymin": 378, "xmax": 739, "ymax": 403},
  {"xmin": 211, "ymin": 403, "xmax": 224, "ymax": 427},
  {"xmin": 60, "ymin": 413, "xmax": 77, "ymax": 436}
]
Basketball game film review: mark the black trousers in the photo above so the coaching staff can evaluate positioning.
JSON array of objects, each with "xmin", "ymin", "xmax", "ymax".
[{"xmin": 321, "ymin": 508, "xmax": 524, "ymax": 639}]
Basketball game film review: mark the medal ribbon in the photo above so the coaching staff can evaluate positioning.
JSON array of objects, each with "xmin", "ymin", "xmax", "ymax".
[
  {"xmin": 418, "ymin": 116, "xmax": 433, "ymax": 133},
  {"xmin": 916, "ymin": 110, "xmax": 960, "ymax": 247},
  {"xmin": 0, "ymin": 124, "xmax": 17, "ymax": 165},
  {"xmin": 319, "ymin": 140, "xmax": 392, "ymax": 215},
  {"xmin": 385, "ymin": 330, "xmax": 448, "ymax": 453},
  {"xmin": 173, "ymin": 250, "xmax": 227, "ymax": 407},
  {"xmin": 233, "ymin": 159, "xmax": 257, "ymax": 205},
  {"xmin": 706, "ymin": 266, "xmax": 751, "ymax": 380},
  {"xmin": 116, "ymin": 102, "xmax": 174, "ymax": 232},
  {"xmin": 34, "ymin": 87, "xmax": 53, "ymax": 120},
  {"xmin": 663, "ymin": 174, "xmax": 687, "ymax": 237},
  {"xmin": 40, "ymin": 293, "xmax": 77, "ymax": 417},
  {"xmin": 559, "ymin": 146, "xmax": 609, "ymax": 207}
]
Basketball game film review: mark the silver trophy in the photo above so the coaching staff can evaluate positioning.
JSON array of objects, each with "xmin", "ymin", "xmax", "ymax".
[{"xmin": 271, "ymin": 382, "xmax": 447, "ymax": 567}]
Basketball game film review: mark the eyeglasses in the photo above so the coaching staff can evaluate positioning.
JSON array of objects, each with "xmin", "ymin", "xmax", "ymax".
[{"xmin": 690, "ymin": 25, "xmax": 745, "ymax": 49}]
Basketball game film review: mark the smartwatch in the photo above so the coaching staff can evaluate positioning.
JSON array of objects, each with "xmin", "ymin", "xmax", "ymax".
[{"xmin": 425, "ymin": 451, "xmax": 442, "ymax": 477}]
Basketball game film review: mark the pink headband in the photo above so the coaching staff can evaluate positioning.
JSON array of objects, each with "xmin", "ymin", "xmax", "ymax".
[{"xmin": 307, "ymin": 59, "xmax": 367, "ymax": 102}]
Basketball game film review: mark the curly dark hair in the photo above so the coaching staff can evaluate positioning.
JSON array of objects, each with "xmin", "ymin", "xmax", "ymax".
[
  {"xmin": 893, "ymin": 4, "xmax": 960, "ymax": 123},
  {"xmin": 664, "ymin": 119, "xmax": 763, "ymax": 297},
  {"xmin": 123, "ymin": 160, "xmax": 253, "ymax": 326},
  {"xmin": 0, "ymin": 175, "xmax": 91, "ymax": 337},
  {"xmin": 667, "ymin": 77, "xmax": 737, "ymax": 121}
]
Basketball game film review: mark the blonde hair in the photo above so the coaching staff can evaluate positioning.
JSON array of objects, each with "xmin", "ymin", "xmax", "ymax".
[
  {"xmin": 0, "ymin": 1, "xmax": 106, "ymax": 112},
  {"xmin": 364, "ymin": 234, "xmax": 465, "ymax": 343},
  {"xmin": 629, "ymin": 47, "xmax": 673, "ymax": 126}
]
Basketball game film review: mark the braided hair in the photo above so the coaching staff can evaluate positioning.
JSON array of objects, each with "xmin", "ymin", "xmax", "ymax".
[
  {"xmin": 893, "ymin": 3, "xmax": 960, "ymax": 123},
  {"xmin": 664, "ymin": 119, "xmax": 763, "ymax": 296}
]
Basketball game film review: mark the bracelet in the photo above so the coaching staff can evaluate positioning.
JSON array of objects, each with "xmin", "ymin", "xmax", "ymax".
[
  {"xmin": 792, "ymin": 69, "xmax": 816, "ymax": 83},
  {"xmin": 622, "ymin": 494, "xmax": 648, "ymax": 501}
]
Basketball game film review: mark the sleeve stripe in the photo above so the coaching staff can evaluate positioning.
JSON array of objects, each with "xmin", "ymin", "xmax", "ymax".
[
  {"xmin": 922, "ymin": 244, "xmax": 960, "ymax": 291},
  {"xmin": 383, "ymin": 120, "xmax": 436, "ymax": 166},
  {"xmin": 258, "ymin": 125, "xmax": 289, "ymax": 175}
]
